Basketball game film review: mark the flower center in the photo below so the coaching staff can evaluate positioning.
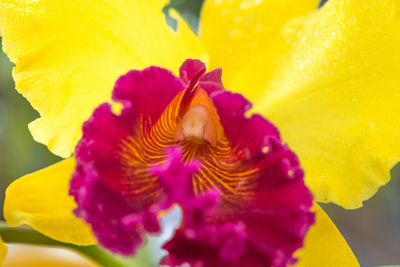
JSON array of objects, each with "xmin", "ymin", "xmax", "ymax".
[
  {"xmin": 117, "ymin": 86, "xmax": 256, "ymax": 200},
  {"xmin": 176, "ymin": 104, "xmax": 217, "ymax": 145}
]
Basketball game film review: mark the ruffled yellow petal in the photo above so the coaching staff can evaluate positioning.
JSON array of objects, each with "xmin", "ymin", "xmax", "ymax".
[
  {"xmin": 295, "ymin": 204, "xmax": 359, "ymax": 267},
  {"xmin": 0, "ymin": 0, "xmax": 207, "ymax": 158},
  {"xmin": 4, "ymin": 159, "xmax": 96, "ymax": 245},
  {"xmin": 0, "ymin": 236, "xmax": 7, "ymax": 265},
  {"xmin": 199, "ymin": 0, "xmax": 319, "ymax": 84},
  {"xmin": 231, "ymin": 0, "xmax": 400, "ymax": 208}
]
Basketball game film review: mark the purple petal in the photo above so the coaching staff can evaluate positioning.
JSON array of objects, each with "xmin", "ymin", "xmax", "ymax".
[{"xmin": 113, "ymin": 66, "xmax": 185, "ymax": 124}]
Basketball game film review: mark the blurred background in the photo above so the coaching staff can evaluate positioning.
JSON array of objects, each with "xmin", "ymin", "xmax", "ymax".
[{"xmin": 0, "ymin": 0, "xmax": 399, "ymax": 266}]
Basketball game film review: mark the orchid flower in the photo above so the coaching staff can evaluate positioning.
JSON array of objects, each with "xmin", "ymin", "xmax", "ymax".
[
  {"xmin": 1, "ymin": 0, "xmax": 398, "ymax": 266},
  {"xmin": 67, "ymin": 58, "xmax": 316, "ymax": 266}
]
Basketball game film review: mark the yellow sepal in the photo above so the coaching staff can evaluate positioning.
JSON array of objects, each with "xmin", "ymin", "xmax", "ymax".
[
  {"xmin": 0, "ymin": 236, "xmax": 7, "ymax": 265},
  {"xmin": 295, "ymin": 204, "xmax": 359, "ymax": 267},
  {"xmin": 4, "ymin": 159, "xmax": 96, "ymax": 245}
]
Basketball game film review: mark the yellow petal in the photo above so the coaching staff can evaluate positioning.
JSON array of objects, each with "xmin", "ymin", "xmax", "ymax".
[
  {"xmin": 295, "ymin": 204, "xmax": 359, "ymax": 267},
  {"xmin": 3, "ymin": 244, "xmax": 98, "ymax": 267},
  {"xmin": 0, "ymin": 236, "xmax": 7, "ymax": 265},
  {"xmin": 199, "ymin": 0, "xmax": 319, "ymax": 85},
  {"xmin": 149, "ymin": 0, "xmax": 169, "ymax": 9},
  {"xmin": 0, "ymin": 0, "xmax": 208, "ymax": 158},
  {"xmin": 231, "ymin": 0, "xmax": 400, "ymax": 208},
  {"xmin": 4, "ymin": 159, "xmax": 96, "ymax": 245}
]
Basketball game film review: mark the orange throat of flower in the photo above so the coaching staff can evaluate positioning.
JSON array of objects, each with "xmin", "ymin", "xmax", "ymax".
[{"xmin": 119, "ymin": 86, "xmax": 255, "ymax": 202}]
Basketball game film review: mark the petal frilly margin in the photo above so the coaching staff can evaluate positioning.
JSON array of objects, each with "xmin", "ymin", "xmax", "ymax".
[
  {"xmin": 294, "ymin": 204, "xmax": 359, "ymax": 267},
  {"xmin": 0, "ymin": 0, "xmax": 208, "ymax": 158},
  {"xmin": 4, "ymin": 159, "xmax": 96, "ymax": 245},
  {"xmin": 230, "ymin": 0, "xmax": 400, "ymax": 208},
  {"xmin": 200, "ymin": 0, "xmax": 319, "ymax": 85}
]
